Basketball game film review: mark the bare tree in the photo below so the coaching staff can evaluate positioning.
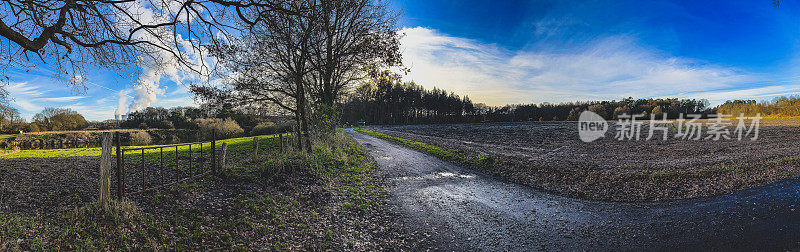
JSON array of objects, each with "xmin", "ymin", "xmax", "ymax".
[
  {"xmin": 0, "ymin": 103, "xmax": 19, "ymax": 131},
  {"xmin": 0, "ymin": 0, "xmax": 289, "ymax": 91},
  {"xmin": 195, "ymin": 0, "xmax": 317, "ymax": 152},
  {"xmin": 193, "ymin": 0, "xmax": 401, "ymax": 151},
  {"xmin": 307, "ymin": 0, "xmax": 401, "ymax": 109}
]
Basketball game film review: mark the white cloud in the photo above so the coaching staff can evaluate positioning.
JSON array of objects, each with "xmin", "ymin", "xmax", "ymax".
[
  {"xmin": 6, "ymin": 80, "xmax": 117, "ymax": 121},
  {"xmin": 34, "ymin": 96, "xmax": 85, "ymax": 102},
  {"xmin": 398, "ymin": 27, "xmax": 794, "ymax": 106},
  {"xmin": 7, "ymin": 82, "xmax": 47, "ymax": 112},
  {"xmin": 7, "ymin": 82, "xmax": 44, "ymax": 97}
]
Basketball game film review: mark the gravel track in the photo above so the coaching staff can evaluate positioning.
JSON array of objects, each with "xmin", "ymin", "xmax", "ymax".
[{"xmin": 347, "ymin": 129, "xmax": 800, "ymax": 250}]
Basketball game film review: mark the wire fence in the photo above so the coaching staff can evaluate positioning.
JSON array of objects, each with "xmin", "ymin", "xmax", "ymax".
[
  {"xmin": 114, "ymin": 131, "xmax": 218, "ymax": 199},
  {"xmin": 111, "ymin": 131, "xmax": 296, "ymax": 200}
]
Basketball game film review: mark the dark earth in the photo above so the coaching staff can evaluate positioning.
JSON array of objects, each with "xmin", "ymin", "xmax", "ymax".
[
  {"xmin": 369, "ymin": 121, "xmax": 800, "ymax": 201},
  {"xmin": 347, "ymin": 129, "xmax": 800, "ymax": 250}
]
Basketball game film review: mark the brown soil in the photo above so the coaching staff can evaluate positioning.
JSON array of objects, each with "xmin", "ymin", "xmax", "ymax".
[{"xmin": 370, "ymin": 120, "xmax": 800, "ymax": 201}]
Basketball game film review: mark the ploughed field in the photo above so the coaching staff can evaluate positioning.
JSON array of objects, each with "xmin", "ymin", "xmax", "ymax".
[{"xmin": 369, "ymin": 120, "xmax": 800, "ymax": 201}]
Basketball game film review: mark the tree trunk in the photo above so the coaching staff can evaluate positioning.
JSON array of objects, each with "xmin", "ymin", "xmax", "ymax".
[
  {"xmin": 295, "ymin": 74, "xmax": 312, "ymax": 153},
  {"xmin": 294, "ymin": 109, "xmax": 303, "ymax": 151}
]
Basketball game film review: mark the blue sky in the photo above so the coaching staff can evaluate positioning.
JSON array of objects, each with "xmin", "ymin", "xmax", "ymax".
[
  {"xmin": 393, "ymin": 0, "xmax": 800, "ymax": 105},
  {"xmin": 6, "ymin": 0, "xmax": 800, "ymax": 121}
]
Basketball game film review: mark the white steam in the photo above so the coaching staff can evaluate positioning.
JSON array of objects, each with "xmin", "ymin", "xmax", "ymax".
[
  {"xmin": 115, "ymin": 90, "xmax": 129, "ymax": 117},
  {"xmin": 113, "ymin": 0, "xmax": 209, "ymax": 114}
]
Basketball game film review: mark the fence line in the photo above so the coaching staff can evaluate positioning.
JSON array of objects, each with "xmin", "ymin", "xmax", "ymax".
[
  {"xmin": 5, "ymin": 139, "xmax": 100, "ymax": 150},
  {"xmin": 106, "ymin": 131, "xmax": 296, "ymax": 200},
  {"xmin": 114, "ymin": 130, "xmax": 218, "ymax": 200}
]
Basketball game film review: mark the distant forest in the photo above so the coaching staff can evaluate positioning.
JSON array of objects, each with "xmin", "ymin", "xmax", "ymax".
[
  {"xmin": 2, "ymin": 79, "xmax": 799, "ymax": 134},
  {"xmin": 716, "ymin": 97, "xmax": 800, "ymax": 117},
  {"xmin": 340, "ymin": 74, "xmax": 800, "ymax": 125}
]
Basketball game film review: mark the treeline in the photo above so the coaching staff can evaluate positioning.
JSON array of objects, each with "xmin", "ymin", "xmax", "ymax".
[
  {"xmin": 118, "ymin": 104, "xmax": 293, "ymax": 137},
  {"xmin": 341, "ymin": 80, "xmax": 479, "ymax": 124},
  {"xmin": 0, "ymin": 102, "xmax": 292, "ymax": 138},
  {"xmin": 717, "ymin": 96, "xmax": 800, "ymax": 117},
  {"xmin": 0, "ymin": 107, "xmax": 88, "ymax": 133},
  {"xmin": 341, "ymin": 78, "xmax": 715, "ymax": 125}
]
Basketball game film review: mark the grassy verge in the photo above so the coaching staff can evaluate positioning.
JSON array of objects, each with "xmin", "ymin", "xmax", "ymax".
[
  {"xmin": 355, "ymin": 128, "xmax": 496, "ymax": 170},
  {"xmin": 0, "ymin": 132, "xmax": 410, "ymax": 250}
]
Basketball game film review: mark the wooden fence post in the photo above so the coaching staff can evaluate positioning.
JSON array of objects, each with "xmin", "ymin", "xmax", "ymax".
[
  {"xmin": 279, "ymin": 133, "xmax": 284, "ymax": 153},
  {"xmin": 99, "ymin": 133, "xmax": 112, "ymax": 210},
  {"xmin": 189, "ymin": 144, "xmax": 193, "ymax": 177},
  {"xmin": 211, "ymin": 129, "xmax": 216, "ymax": 175},
  {"xmin": 220, "ymin": 142, "xmax": 228, "ymax": 168},
  {"xmin": 115, "ymin": 132, "xmax": 123, "ymax": 200},
  {"xmin": 253, "ymin": 137, "xmax": 259, "ymax": 156}
]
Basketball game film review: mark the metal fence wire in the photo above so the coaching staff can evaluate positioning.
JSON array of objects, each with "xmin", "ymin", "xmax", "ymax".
[{"xmin": 114, "ymin": 131, "xmax": 217, "ymax": 200}]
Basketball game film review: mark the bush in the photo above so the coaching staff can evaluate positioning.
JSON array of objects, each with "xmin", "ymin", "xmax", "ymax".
[
  {"xmin": 130, "ymin": 131, "xmax": 152, "ymax": 145},
  {"xmin": 196, "ymin": 118, "xmax": 244, "ymax": 139},
  {"xmin": 218, "ymin": 118, "xmax": 244, "ymax": 138},
  {"xmin": 138, "ymin": 122, "xmax": 149, "ymax": 130},
  {"xmin": 312, "ymin": 104, "xmax": 338, "ymax": 137},
  {"xmin": 250, "ymin": 122, "xmax": 277, "ymax": 136}
]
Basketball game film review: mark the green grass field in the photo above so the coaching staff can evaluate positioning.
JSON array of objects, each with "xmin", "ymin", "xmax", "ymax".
[{"xmin": 1, "ymin": 134, "xmax": 290, "ymax": 159}]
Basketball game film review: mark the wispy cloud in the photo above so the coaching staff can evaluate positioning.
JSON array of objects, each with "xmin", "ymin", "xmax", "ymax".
[
  {"xmin": 7, "ymin": 82, "xmax": 45, "ymax": 97},
  {"xmin": 7, "ymin": 82, "xmax": 48, "ymax": 112},
  {"xmin": 399, "ymin": 27, "xmax": 798, "ymax": 106},
  {"xmin": 34, "ymin": 96, "xmax": 86, "ymax": 102},
  {"xmin": 6, "ymin": 80, "xmax": 116, "ymax": 121}
]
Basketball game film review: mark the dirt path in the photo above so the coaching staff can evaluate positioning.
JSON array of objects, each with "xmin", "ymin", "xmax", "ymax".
[{"xmin": 345, "ymin": 129, "xmax": 800, "ymax": 250}]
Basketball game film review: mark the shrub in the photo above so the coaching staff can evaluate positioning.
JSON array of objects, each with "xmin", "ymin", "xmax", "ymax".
[
  {"xmin": 312, "ymin": 104, "xmax": 338, "ymax": 137},
  {"xmin": 138, "ymin": 122, "xmax": 149, "ymax": 130},
  {"xmin": 195, "ymin": 118, "xmax": 217, "ymax": 136},
  {"xmin": 218, "ymin": 118, "xmax": 244, "ymax": 138},
  {"xmin": 250, "ymin": 122, "xmax": 277, "ymax": 136},
  {"xmin": 196, "ymin": 118, "xmax": 244, "ymax": 139},
  {"xmin": 130, "ymin": 131, "xmax": 152, "ymax": 145}
]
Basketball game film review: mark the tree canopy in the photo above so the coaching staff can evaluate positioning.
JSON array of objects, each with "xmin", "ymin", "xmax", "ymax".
[{"xmin": 31, "ymin": 107, "xmax": 88, "ymax": 131}]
